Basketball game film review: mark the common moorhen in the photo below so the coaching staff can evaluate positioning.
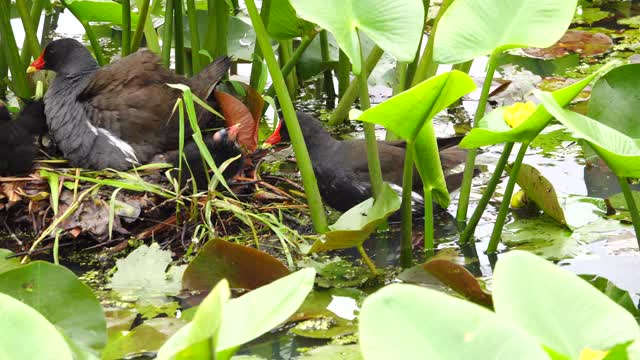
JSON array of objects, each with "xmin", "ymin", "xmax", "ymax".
[
  {"xmin": 277, "ymin": 112, "xmax": 468, "ymax": 212},
  {"xmin": 27, "ymin": 38, "xmax": 232, "ymax": 172},
  {"xmin": 0, "ymin": 100, "xmax": 47, "ymax": 175}
]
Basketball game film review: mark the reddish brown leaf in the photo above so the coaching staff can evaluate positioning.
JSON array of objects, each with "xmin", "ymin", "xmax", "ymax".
[
  {"xmin": 182, "ymin": 239, "xmax": 290, "ymax": 291},
  {"xmin": 238, "ymin": 82, "xmax": 265, "ymax": 125},
  {"xmin": 524, "ymin": 30, "xmax": 613, "ymax": 59},
  {"xmin": 422, "ymin": 259, "xmax": 493, "ymax": 308},
  {"xmin": 215, "ymin": 90, "xmax": 258, "ymax": 152}
]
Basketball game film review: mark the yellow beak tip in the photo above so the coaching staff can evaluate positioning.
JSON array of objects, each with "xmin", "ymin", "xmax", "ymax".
[{"xmin": 26, "ymin": 66, "xmax": 38, "ymax": 74}]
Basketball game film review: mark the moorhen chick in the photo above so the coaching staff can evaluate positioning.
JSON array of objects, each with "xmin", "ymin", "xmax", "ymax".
[
  {"xmin": 0, "ymin": 100, "xmax": 47, "ymax": 175},
  {"xmin": 277, "ymin": 112, "xmax": 468, "ymax": 212},
  {"xmin": 174, "ymin": 125, "xmax": 244, "ymax": 187},
  {"xmin": 27, "ymin": 38, "xmax": 232, "ymax": 172}
]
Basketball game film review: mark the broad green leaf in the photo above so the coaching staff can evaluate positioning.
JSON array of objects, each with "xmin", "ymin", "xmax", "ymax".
[
  {"xmin": 460, "ymin": 66, "xmax": 609, "ymax": 148},
  {"xmin": 434, "ymin": 0, "xmax": 577, "ymax": 64},
  {"xmin": 267, "ymin": 0, "xmax": 315, "ymax": 39},
  {"xmin": 536, "ymin": 90, "xmax": 640, "ymax": 178},
  {"xmin": 0, "ymin": 261, "xmax": 106, "ymax": 357},
  {"xmin": 156, "ymin": 279, "xmax": 230, "ymax": 360},
  {"xmin": 0, "ymin": 292, "xmax": 73, "ymax": 360},
  {"xmin": 290, "ymin": 0, "xmax": 424, "ymax": 74},
  {"xmin": 580, "ymin": 275, "xmax": 640, "ymax": 319},
  {"xmin": 356, "ymin": 70, "xmax": 476, "ymax": 206},
  {"xmin": 588, "ymin": 64, "xmax": 640, "ymax": 138},
  {"xmin": 510, "ymin": 163, "xmax": 567, "ymax": 226},
  {"xmin": 359, "ymin": 283, "xmax": 548, "ymax": 360},
  {"xmin": 63, "ymin": 0, "xmax": 139, "ymax": 25},
  {"xmin": 0, "ymin": 248, "xmax": 21, "ymax": 274},
  {"xmin": 493, "ymin": 251, "xmax": 640, "ymax": 359},
  {"xmin": 182, "ymin": 239, "xmax": 290, "ymax": 291},
  {"xmin": 216, "ymin": 268, "xmax": 316, "ymax": 355},
  {"xmin": 309, "ymin": 183, "xmax": 400, "ymax": 252}
]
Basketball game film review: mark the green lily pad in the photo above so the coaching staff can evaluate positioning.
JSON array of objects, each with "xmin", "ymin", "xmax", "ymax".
[
  {"xmin": 356, "ymin": 70, "xmax": 476, "ymax": 206},
  {"xmin": 0, "ymin": 292, "xmax": 73, "ymax": 360},
  {"xmin": 290, "ymin": 288, "xmax": 364, "ymax": 339},
  {"xmin": 536, "ymin": 90, "xmax": 640, "ymax": 178},
  {"xmin": 359, "ymin": 283, "xmax": 548, "ymax": 360},
  {"xmin": 607, "ymin": 190, "xmax": 640, "ymax": 216},
  {"xmin": 156, "ymin": 279, "xmax": 230, "ymax": 360},
  {"xmin": 0, "ymin": 261, "xmax": 106, "ymax": 358},
  {"xmin": 309, "ymin": 183, "xmax": 400, "ymax": 253},
  {"xmin": 588, "ymin": 64, "xmax": 640, "ymax": 139},
  {"xmin": 216, "ymin": 268, "xmax": 316, "ymax": 354},
  {"xmin": 0, "ymin": 248, "xmax": 21, "ymax": 274},
  {"xmin": 460, "ymin": 66, "xmax": 608, "ymax": 149},
  {"xmin": 580, "ymin": 274, "xmax": 640, "ymax": 319},
  {"xmin": 493, "ymin": 251, "xmax": 640, "ymax": 359},
  {"xmin": 182, "ymin": 239, "xmax": 290, "ymax": 291},
  {"xmin": 299, "ymin": 344, "xmax": 362, "ymax": 359},
  {"xmin": 63, "ymin": 0, "xmax": 140, "ymax": 25},
  {"xmin": 510, "ymin": 163, "xmax": 567, "ymax": 226},
  {"xmin": 290, "ymin": 0, "xmax": 423, "ymax": 74},
  {"xmin": 267, "ymin": 0, "xmax": 315, "ymax": 40},
  {"xmin": 433, "ymin": 0, "xmax": 577, "ymax": 64}
]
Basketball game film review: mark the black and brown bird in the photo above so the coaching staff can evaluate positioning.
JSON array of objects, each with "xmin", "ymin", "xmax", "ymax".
[
  {"xmin": 0, "ymin": 100, "xmax": 47, "ymax": 175},
  {"xmin": 27, "ymin": 38, "xmax": 242, "ymax": 184}
]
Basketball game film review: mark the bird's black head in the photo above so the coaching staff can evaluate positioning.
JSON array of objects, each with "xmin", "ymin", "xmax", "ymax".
[{"xmin": 27, "ymin": 38, "xmax": 98, "ymax": 76}]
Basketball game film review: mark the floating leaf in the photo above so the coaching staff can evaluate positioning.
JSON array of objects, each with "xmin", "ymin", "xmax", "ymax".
[
  {"xmin": 359, "ymin": 283, "xmax": 548, "ymax": 360},
  {"xmin": 606, "ymin": 191, "xmax": 640, "ymax": 219},
  {"xmin": 493, "ymin": 251, "xmax": 640, "ymax": 359},
  {"xmin": 523, "ymin": 30, "xmax": 613, "ymax": 59},
  {"xmin": 0, "ymin": 293, "xmax": 73, "ymax": 360},
  {"xmin": 509, "ymin": 163, "xmax": 567, "ymax": 226},
  {"xmin": 422, "ymin": 259, "xmax": 493, "ymax": 308},
  {"xmin": 110, "ymin": 243, "xmax": 186, "ymax": 302},
  {"xmin": 290, "ymin": 288, "xmax": 364, "ymax": 338},
  {"xmin": 309, "ymin": 183, "xmax": 400, "ymax": 253},
  {"xmin": 434, "ymin": 0, "xmax": 577, "ymax": 64},
  {"xmin": 102, "ymin": 318, "xmax": 188, "ymax": 360},
  {"xmin": 182, "ymin": 239, "xmax": 290, "ymax": 291},
  {"xmin": 290, "ymin": 0, "xmax": 424, "ymax": 74},
  {"xmin": 299, "ymin": 344, "xmax": 362, "ymax": 359},
  {"xmin": 0, "ymin": 261, "xmax": 106, "ymax": 357}
]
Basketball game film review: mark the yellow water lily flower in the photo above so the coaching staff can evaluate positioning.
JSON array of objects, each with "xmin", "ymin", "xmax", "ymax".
[
  {"xmin": 503, "ymin": 101, "xmax": 537, "ymax": 128},
  {"xmin": 578, "ymin": 348, "xmax": 608, "ymax": 360}
]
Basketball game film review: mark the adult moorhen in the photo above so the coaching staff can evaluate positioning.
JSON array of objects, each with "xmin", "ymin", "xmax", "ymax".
[
  {"xmin": 27, "ymin": 38, "xmax": 231, "ymax": 172},
  {"xmin": 0, "ymin": 100, "xmax": 47, "ymax": 175},
  {"xmin": 275, "ymin": 112, "xmax": 469, "ymax": 212}
]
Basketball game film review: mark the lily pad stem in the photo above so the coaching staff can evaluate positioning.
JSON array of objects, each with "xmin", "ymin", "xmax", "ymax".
[
  {"xmin": 423, "ymin": 186, "xmax": 434, "ymax": 257},
  {"xmin": 358, "ymin": 245, "xmax": 378, "ymax": 274},
  {"xmin": 246, "ymin": 0, "xmax": 328, "ymax": 233},
  {"xmin": 358, "ymin": 35, "xmax": 384, "ymax": 200},
  {"xmin": 400, "ymin": 142, "xmax": 415, "ymax": 268},
  {"xmin": 459, "ymin": 142, "xmax": 514, "ymax": 244},
  {"xmin": 486, "ymin": 141, "xmax": 529, "ymax": 254},
  {"xmin": 618, "ymin": 177, "xmax": 640, "ymax": 249},
  {"xmin": 457, "ymin": 50, "xmax": 501, "ymax": 224}
]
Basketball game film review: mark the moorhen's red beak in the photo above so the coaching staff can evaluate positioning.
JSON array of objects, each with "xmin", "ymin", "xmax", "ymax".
[
  {"xmin": 27, "ymin": 51, "xmax": 45, "ymax": 73},
  {"xmin": 263, "ymin": 119, "xmax": 282, "ymax": 147}
]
